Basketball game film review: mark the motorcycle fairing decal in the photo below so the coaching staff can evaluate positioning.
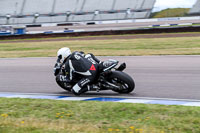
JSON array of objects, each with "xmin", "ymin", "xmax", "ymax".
[
  {"xmin": 103, "ymin": 64, "xmax": 116, "ymax": 71},
  {"xmin": 59, "ymin": 75, "xmax": 67, "ymax": 81},
  {"xmin": 89, "ymin": 64, "xmax": 96, "ymax": 71}
]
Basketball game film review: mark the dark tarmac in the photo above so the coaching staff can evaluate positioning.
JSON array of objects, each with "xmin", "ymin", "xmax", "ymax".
[{"xmin": 0, "ymin": 56, "xmax": 200, "ymax": 100}]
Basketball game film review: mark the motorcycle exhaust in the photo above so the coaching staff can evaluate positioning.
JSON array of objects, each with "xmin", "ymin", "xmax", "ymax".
[{"xmin": 116, "ymin": 63, "xmax": 126, "ymax": 71}]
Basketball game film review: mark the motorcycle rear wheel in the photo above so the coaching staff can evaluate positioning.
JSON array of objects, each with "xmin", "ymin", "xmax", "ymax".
[{"xmin": 108, "ymin": 71, "xmax": 135, "ymax": 93}]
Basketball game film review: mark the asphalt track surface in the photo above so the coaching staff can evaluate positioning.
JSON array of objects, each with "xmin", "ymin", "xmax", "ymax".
[
  {"xmin": 0, "ymin": 56, "xmax": 200, "ymax": 100},
  {"xmin": 27, "ymin": 19, "xmax": 200, "ymax": 32}
]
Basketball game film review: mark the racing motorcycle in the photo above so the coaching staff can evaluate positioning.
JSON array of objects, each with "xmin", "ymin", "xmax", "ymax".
[{"xmin": 55, "ymin": 59, "xmax": 135, "ymax": 94}]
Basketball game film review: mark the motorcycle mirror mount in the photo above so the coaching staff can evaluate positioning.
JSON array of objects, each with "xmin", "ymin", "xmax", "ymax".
[{"xmin": 116, "ymin": 63, "xmax": 126, "ymax": 71}]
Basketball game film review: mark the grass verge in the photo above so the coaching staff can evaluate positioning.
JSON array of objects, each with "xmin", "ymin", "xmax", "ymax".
[
  {"xmin": 1, "ymin": 36, "xmax": 200, "ymax": 57},
  {"xmin": 151, "ymin": 8, "xmax": 189, "ymax": 18},
  {"xmin": 0, "ymin": 98, "xmax": 200, "ymax": 133}
]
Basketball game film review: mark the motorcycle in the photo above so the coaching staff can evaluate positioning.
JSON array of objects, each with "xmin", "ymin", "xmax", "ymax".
[{"xmin": 55, "ymin": 59, "xmax": 135, "ymax": 94}]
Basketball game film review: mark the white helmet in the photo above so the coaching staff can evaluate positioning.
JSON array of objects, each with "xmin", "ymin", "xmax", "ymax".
[{"xmin": 57, "ymin": 47, "xmax": 71, "ymax": 63}]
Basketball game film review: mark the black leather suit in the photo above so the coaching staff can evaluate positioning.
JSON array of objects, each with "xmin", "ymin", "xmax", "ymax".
[{"xmin": 54, "ymin": 51, "xmax": 100, "ymax": 95}]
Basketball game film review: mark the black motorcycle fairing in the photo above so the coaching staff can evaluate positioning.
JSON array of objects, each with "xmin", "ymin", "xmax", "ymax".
[
  {"xmin": 55, "ymin": 58, "xmax": 135, "ymax": 94},
  {"xmin": 102, "ymin": 59, "xmax": 118, "ymax": 72}
]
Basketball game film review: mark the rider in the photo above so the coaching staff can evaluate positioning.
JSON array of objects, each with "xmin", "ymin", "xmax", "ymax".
[{"xmin": 54, "ymin": 47, "xmax": 101, "ymax": 95}]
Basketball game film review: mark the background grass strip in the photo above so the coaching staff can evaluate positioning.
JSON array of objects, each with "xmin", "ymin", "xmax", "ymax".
[{"xmin": 1, "ymin": 36, "xmax": 200, "ymax": 57}]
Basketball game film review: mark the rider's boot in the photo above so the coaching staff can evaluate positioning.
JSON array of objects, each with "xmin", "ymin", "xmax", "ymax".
[{"xmin": 89, "ymin": 84, "xmax": 100, "ymax": 91}]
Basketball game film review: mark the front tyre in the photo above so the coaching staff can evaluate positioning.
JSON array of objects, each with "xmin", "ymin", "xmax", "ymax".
[
  {"xmin": 55, "ymin": 74, "xmax": 71, "ymax": 92},
  {"xmin": 108, "ymin": 71, "xmax": 135, "ymax": 93}
]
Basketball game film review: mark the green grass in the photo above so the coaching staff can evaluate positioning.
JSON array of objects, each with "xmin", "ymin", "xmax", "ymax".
[
  {"xmin": 1, "ymin": 35, "xmax": 200, "ymax": 57},
  {"xmin": 151, "ymin": 8, "xmax": 190, "ymax": 18},
  {"xmin": 0, "ymin": 98, "xmax": 200, "ymax": 133}
]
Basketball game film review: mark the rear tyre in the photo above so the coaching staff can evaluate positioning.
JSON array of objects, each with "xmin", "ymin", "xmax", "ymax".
[{"xmin": 108, "ymin": 71, "xmax": 135, "ymax": 93}]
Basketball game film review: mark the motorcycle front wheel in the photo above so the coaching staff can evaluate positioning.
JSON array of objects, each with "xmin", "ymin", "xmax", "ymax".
[
  {"xmin": 107, "ymin": 71, "xmax": 135, "ymax": 93},
  {"xmin": 55, "ymin": 75, "xmax": 71, "ymax": 92}
]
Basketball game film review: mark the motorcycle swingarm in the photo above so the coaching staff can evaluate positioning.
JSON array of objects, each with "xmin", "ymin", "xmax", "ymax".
[{"xmin": 101, "ymin": 81, "xmax": 121, "ymax": 90}]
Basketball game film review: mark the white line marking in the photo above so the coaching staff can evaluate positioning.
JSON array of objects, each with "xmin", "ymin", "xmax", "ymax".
[
  {"xmin": 118, "ymin": 99, "xmax": 154, "ymax": 103},
  {"xmin": 58, "ymin": 97, "xmax": 95, "ymax": 101},
  {"xmin": 1, "ymin": 92, "xmax": 200, "ymax": 103},
  {"xmin": 181, "ymin": 102, "xmax": 200, "ymax": 106}
]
